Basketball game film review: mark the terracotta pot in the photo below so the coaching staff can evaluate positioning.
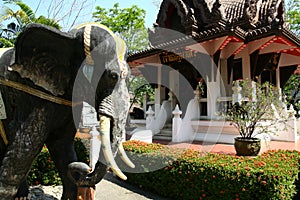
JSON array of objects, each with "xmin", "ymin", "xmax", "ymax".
[{"xmin": 234, "ymin": 137, "xmax": 261, "ymax": 156}]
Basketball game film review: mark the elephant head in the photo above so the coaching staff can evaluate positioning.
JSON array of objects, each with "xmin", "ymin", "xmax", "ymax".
[{"xmin": 12, "ymin": 23, "xmax": 134, "ymax": 186}]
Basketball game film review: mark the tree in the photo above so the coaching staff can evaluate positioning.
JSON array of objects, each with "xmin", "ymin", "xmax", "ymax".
[
  {"xmin": 129, "ymin": 77, "xmax": 154, "ymax": 110},
  {"xmin": 1, "ymin": 0, "xmax": 61, "ymax": 29},
  {"xmin": 220, "ymin": 80, "xmax": 289, "ymax": 139},
  {"xmin": 283, "ymin": 74, "xmax": 300, "ymax": 117},
  {"xmin": 92, "ymin": 3, "xmax": 148, "ymax": 54},
  {"xmin": 42, "ymin": 0, "xmax": 95, "ymax": 31},
  {"xmin": 286, "ymin": 0, "xmax": 300, "ymax": 34},
  {"xmin": 0, "ymin": 0, "xmax": 61, "ymax": 47}
]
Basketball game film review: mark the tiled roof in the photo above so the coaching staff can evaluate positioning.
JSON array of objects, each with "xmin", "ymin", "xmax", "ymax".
[
  {"xmin": 155, "ymin": 0, "xmax": 285, "ymax": 34},
  {"xmin": 128, "ymin": 25, "xmax": 300, "ymax": 61},
  {"xmin": 127, "ymin": 0, "xmax": 299, "ymax": 61},
  {"xmin": 222, "ymin": 0, "xmax": 245, "ymax": 21}
]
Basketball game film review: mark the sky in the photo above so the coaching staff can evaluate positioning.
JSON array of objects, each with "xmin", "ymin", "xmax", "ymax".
[
  {"xmin": 95, "ymin": 0, "xmax": 159, "ymax": 28},
  {"xmin": 5, "ymin": 0, "xmax": 161, "ymax": 29}
]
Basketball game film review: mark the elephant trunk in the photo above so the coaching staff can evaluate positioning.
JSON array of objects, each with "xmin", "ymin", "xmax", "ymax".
[{"xmin": 68, "ymin": 115, "xmax": 134, "ymax": 186}]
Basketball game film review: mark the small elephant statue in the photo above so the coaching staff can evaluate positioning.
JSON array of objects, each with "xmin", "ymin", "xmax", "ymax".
[{"xmin": 0, "ymin": 22, "xmax": 134, "ymax": 199}]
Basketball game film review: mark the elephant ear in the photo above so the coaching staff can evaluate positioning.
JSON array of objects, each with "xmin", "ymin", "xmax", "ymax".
[{"xmin": 12, "ymin": 23, "xmax": 84, "ymax": 96}]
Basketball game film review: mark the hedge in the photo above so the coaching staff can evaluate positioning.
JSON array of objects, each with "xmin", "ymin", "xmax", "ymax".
[
  {"xmin": 27, "ymin": 137, "xmax": 89, "ymax": 186},
  {"xmin": 121, "ymin": 140, "xmax": 300, "ymax": 200},
  {"xmin": 26, "ymin": 139, "xmax": 300, "ymax": 199}
]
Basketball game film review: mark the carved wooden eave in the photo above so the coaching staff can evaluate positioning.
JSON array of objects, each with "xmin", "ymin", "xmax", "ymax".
[
  {"xmin": 191, "ymin": 0, "xmax": 226, "ymax": 29},
  {"xmin": 149, "ymin": 0, "xmax": 287, "ymax": 44},
  {"xmin": 129, "ymin": 27, "xmax": 300, "ymax": 63},
  {"xmin": 129, "ymin": 0, "xmax": 299, "ymax": 63},
  {"xmin": 156, "ymin": 0, "xmax": 198, "ymax": 35},
  {"xmin": 246, "ymin": 25, "xmax": 300, "ymax": 46}
]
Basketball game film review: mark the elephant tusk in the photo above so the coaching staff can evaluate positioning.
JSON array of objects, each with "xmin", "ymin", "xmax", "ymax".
[
  {"xmin": 118, "ymin": 143, "xmax": 135, "ymax": 168},
  {"xmin": 99, "ymin": 115, "xmax": 127, "ymax": 180}
]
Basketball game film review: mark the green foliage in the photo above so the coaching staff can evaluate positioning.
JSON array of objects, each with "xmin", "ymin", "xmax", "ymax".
[
  {"xmin": 27, "ymin": 145, "xmax": 62, "ymax": 186},
  {"xmin": 286, "ymin": 0, "xmax": 300, "ymax": 34},
  {"xmin": 0, "ymin": 37, "xmax": 13, "ymax": 47},
  {"xmin": 0, "ymin": 0, "xmax": 61, "ymax": 46},
  {"xmin": 74, "ymin": 137, "xmax": 90, "ymax": 165},
  {"xmin": 27, "ymin": 138, "xmax": 89, "ymax": 186},
  {"xmin": 123, "ymin": 140, "xmax": 300, "ymax": 200},
  {"xmin": 92, "ymin": 3, "xmax": 148, "ymax": 54},
  {"xmin": 220, "ymin": 80, "xmax": 289, "ymax": 138},
  {"xmin": 284, "ymin": 74, "xmax": 300, "ymax": 117},
  {"xmin": 129, "ymin": 76, "xmax": 154, "ymax": 107},
  {"xmin": 35, "ymin": 16, "xmax": 61, "ymax": 30}
]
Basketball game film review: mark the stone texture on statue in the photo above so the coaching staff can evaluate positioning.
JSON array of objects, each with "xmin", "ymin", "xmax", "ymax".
[{"xmin": 0, "ymin": 22, "xmax": 132, "ymax": 199}]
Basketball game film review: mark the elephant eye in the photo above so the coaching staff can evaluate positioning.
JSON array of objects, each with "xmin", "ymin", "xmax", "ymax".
[{"xmin": 110, "ymin": 72, "xmax": 119, "ymax": 80}]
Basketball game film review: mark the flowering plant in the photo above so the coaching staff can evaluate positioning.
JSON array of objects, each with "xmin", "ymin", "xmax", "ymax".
[
  {"xmin": 232, "ymin": 79, "xmax": 246, "ymax": 87},
  {"xmin": 123, "ymin": 141, "xmax": 300, "ymax": 199},
  {"xmin": 196, "ymin": 78, "xmax": 205, "ymax": 95},
  {"xmin": 221, "ymin": 80, "xmax": 289, "ymax": 138}
]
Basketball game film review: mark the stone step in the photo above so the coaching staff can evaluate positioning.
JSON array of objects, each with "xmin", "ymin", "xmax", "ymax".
[
  {"xmin": 160, "ymin": 129, "xmax": 172, "ymax": 136},
  {"xmin": 164, "ymin": 123, "xmax": 172, "ymax": 128},
  {"xmin": 153, "ymin": 134, "xmax": 172, "ymax": 141},
  {"xmin": 153, "ymin": 129, "xmax": 172, "ymax": 140}
]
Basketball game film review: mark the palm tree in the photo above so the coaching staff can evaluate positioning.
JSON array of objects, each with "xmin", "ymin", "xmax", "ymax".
[{"xmin": 0, "ymin": 0, "xmax": 61, "ymax": 47}]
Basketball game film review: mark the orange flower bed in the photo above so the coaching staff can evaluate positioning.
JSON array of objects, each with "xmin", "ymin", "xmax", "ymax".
[{"xmin": 123, "ymin": 141, "xmax": 300, "ymax": 200}]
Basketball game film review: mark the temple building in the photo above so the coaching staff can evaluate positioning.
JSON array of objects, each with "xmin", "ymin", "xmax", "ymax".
[{"xmin": 127, "ymin": 0, "xmax": 300, "ymax": 143}]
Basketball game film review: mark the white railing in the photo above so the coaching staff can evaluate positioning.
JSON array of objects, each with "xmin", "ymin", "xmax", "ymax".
[
  {"xmin": 145, "ymin": 100, "xmax": 172, "ymax": 135},
  {"xmin": 128, "ymin": 100, "xmax": 172, "ymax": 143},
  {"xmin": 171, "ymin": 92, "xmax": 200, "ymax": 142},
  {"xmin": 171, "ymin": 84, "xmax": 299, "ymax": 143}
]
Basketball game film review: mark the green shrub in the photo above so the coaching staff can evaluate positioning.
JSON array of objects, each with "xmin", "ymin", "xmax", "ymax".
[
  {"xmin": 27, "ymin": 145, "xmax": 62, "ymax": 186},
  {"xmin": 123, "ymin": 140, "xmax": 300, "ymax": 200},
  {"xmin": 74, "ymin": 137, "xmax": 90, "ymax": 165},
  {"xmin": 27, "ymin": 137, "xmax": 90, "ymax": 186}
]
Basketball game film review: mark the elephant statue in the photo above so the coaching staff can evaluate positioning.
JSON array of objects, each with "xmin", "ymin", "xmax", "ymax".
[{"xmin": 0, "ymin": 22, "xmax": 134, "ymax": 199}]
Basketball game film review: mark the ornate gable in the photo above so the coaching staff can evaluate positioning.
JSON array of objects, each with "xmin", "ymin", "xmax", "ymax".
[
  {"xmin": 154, "ymin": 0, "xmax": 286, "ymax": 34},
  {"xmin": 192, "ymin": 0, "xmax": 226, "ymax": 30},
  {"xmin": 156, "ymin": 0, "xmax": 198, "ymax": 35}
]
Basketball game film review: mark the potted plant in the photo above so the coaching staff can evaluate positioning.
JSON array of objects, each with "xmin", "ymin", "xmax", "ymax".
[{"xmin": 221, "ymin": 80, "xmax": 289, "ymax": 156}]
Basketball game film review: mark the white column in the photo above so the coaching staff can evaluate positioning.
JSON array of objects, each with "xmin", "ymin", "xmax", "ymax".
[
  {"xmin": 155, "ymin": 65, "xmax": 162, "ymax": 118},
  {"xmin": 143, "ymin": 95, "xmax": 147, "ymax": 119},
  {"xmin": 154, "ymin": 88, "xmax": 161, "ymax": 118},
  {"xmin": 242, "ymin": 51, "xmax": 251, "ymax": 80},
  {"xmin": 207, "ymin": 82, "xmax": 220, "ymax": 118},
  {"xmin": 172, "ymin": 105, "xmax": 182, "ymax": 143},
  {"xmin": 276, "ymin": 66, "xmax": 281, "ymax": 89},
  {"xmin": 169, "ymin": 70, "xmax": 179, "ymax": 110}
]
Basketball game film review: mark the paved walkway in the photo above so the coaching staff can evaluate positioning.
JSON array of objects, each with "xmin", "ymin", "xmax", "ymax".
[
  {"xmin": 154, "ymin": 139, "xmax": 300, "ymax": 155},
  {"xmin": 95, "ymin": 172, "xmax": 171, "ymax": 200}
]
